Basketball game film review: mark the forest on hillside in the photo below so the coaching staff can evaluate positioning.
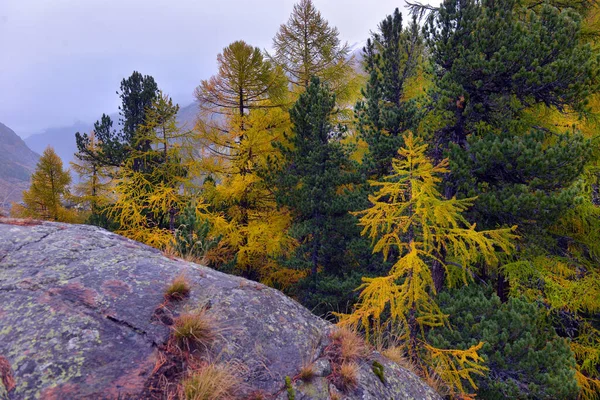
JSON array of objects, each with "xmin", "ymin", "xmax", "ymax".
[{"xmin": 11, "ymin": 0, "xmax": 600, "ymax": 398}]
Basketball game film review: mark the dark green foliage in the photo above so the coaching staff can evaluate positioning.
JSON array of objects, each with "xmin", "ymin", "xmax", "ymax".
[
  {"xmin": 173, "ymin": 201, "xmax": 219, "ymax": 261},
  {"xmin": 295, "ymin": 270, "xmax": 365, "ymax": 318},
  {"xmin": 293, "ymin": 235, "xmax": 390, "ymax": 318},
  {"xmin": 75, "ymin": 114, "xmax": 125, "ymax": 168},
  {"xmin": 273, "ymin": 77, "xmax": 363, "ymax": 278},
  {"xmin": 268, "ymin": 77, "xmax": 386, "ymax": 316},
  {"xmin": 75, "ymin": 71, "xmax": 159, "ymax": 170},
  {"xmin": 355, "ymin": 8, "xmax": 422, "ymax": 179},
  {"xmin": 425, "ymin": 0, "xmax": 598, "ymax": 145},
  {"xmin": 449, "ymin": 126, "xmax": 590, "ymax": 228},
  {"xmin": 428, "ymin": 285, "xmax": 579, "ymax": 399},
  {"xmin": 84, "ymin": 205, "xmax": 118, "ymax": 230},
  {"xmin": 420, "ymin": 0, "xmax": 599, "ymax": 300},
  {"xmin": 423, "ymin": 0, "xmax": 598, "ymax": 222},
  {"xmin": 118, "ymin": 71, "xmax": 159, "ymax": 148}
]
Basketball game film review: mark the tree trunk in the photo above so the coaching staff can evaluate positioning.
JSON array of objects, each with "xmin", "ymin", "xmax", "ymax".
[
  {"xmin": 408, "ymin": 303, "xmax": 420, "ymax": 368},
  {"xmin": 497, "ymin": 272, "xmax": 509, "ymax": 303},
  {"xmin": 432, "ymin": 245, "xmax": 446, "ymax": 293},
  {"xmin": 431, "ymin": 261, "xmax": 445, "ymax": 294}
]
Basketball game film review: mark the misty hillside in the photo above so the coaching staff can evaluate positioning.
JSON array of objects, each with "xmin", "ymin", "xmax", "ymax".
[
  {"xmin": 24, "ymin": 102, "xmax": 199, "ymax": 168},
  {"xmin": 0, "ymin": 122, "xmax": 40, "ymax": 209}
]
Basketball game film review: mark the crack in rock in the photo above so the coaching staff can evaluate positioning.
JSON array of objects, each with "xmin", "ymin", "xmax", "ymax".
[{"xmin": 105, "ymin": 315, "xmax": 157, "ymax": 345}]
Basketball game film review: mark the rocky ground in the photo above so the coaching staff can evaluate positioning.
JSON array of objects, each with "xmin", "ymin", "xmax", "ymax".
[{"xmin": 0, "ymin": 219, "xmax": 440, "ymax": 399}]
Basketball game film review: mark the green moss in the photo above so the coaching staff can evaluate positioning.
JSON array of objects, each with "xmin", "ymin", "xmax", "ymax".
[
  {"xmin": 285, "ymin": 376, "xmax": 295, "ymax": 400},
  {"xmin": 372, "ymin": 361, "xmax": 385, "ymax": 384}
]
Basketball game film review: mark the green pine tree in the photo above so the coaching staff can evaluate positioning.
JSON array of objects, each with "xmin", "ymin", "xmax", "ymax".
[
  {"xmin": 355, "ymin": 8, "xmax": 423, "ymax": 179},
  {"xmin": 270, "ymin": 77, "xmax": 376, "ymax": 313},
  {"xmin": 428, "ymin": 285, "xmax": 579, "ymax": 400},
  {"xmin": 75, "ymin": 71, "xmax": 159, "ymax": 170}
]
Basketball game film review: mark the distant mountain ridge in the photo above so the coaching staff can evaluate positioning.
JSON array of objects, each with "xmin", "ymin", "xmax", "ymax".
[
  {"xmin": 24, "ymin": 102, "xmax": 199, "ymax": 169},
  {"xmin": 0, "ymin": 122, "xmax": 40, "ymax": 209}
]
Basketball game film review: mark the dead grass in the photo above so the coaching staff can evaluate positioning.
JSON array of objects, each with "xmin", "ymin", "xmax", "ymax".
[
  {"xmin": 382, "ymin": 346, "xmax": 420, "ymax": 375},
  {"xmin": 329, "ymin": 389, "xmax": 342, "ymax": 400},
  {"xmin": 299, "ymin": 363, "xmax": 315, "ymax": 382},
  {"xmin": 338, "ymin": 361, "xmax": 359, "ymax": 392},
  {"xmin": 172, "ymin": 308, "xmax": 217, "ymax": 353},
  {"xmin": 330, "ymin": 327, "xmax": 368, "ymax": 362},
  {"xmin": 242, "ymin": 390, "xmax": 268, "ymax": 400},
  {"xmin": 162, "ymin": 246, "xmax": 180, "ymax": 261},
  {"xmin": 325, "ymin": 327, "xmax": 369, "ymax": 393},
  {"xmin": 162, "ymin": 243, "xmax": 212, "ymax": 265},
  {"xmin": 423, "ymin": 371, "xmax": 450, "ymax": 397},
  {"xmin": 180, "ymin": 363, "xmax": 240, "ymax": 400},
  {"xmin": 164, "ymin": 275, "xmax": 191, "ymax": 301}
]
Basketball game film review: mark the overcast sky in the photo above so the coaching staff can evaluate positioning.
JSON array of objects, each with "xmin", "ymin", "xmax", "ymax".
[{"xmin": 0, "ymin": 0, "xmax": 433, "ymax": 138}]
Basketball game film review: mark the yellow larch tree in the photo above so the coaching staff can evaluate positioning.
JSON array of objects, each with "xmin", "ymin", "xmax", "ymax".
[
  {"xmin": 270, "ymin": 0, "xmax": 363, "ymax": 122},
  {"xmin": 201, "ymin": 108, "xmax": 298, "ymax": 285},
  {"xmin": 194, "ymin": 41, "xmax": 297, "ymax": 285},
  {"xmin": 12, "ymin": 146, "xmax": 76, "ymax": 222},
  {"xmin": 108, "ymin": 92, "xmax": 202, "ymax": 250},
  {"xmin": 337, "ymin": 132, "xmax": 517, "ymax": 397}
]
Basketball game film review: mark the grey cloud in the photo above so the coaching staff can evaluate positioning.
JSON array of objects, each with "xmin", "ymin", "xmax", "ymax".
[{"xmin": 0, "ymin": 0, "xmax": 426, "ymax": 137}]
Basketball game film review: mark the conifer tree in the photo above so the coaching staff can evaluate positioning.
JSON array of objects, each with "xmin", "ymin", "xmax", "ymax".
[
  {"xmin": 195, "ymin": 40, "xmax": 286, "ymax": 118},
  {"xmin": 108, "ymin": 93, "xmax": 197, "ymax": 249},
  {"xmin": 422, "ymin": 0, "xmax": 598, "ymax": 202},
  {"xmin": 414, "ymin": 0, "xmax": 599, "ymax": 302},
  {"xmin": 272, "ymin": 77, "xmax": 364, "ymax": 284},
  {"xmin": 75, "ymin": 71, "xmax": 159, "ymax": 170},
  {"xmin": 355, "ymin": 8, "xmax": 423, "ymax": 179},
  {"xmin": 199, "ymin": 108, "xmax": 297, "ymax": 284},
  {"xmin": 70, "ymin": 131, "xmax": 114, "ymax": 226},
  {"xmin": 13, "ymin": 147, "xmax": 73, "ymax": 222},
  {"xmin": 270, "ymin": 0, "xmax": 359, "ymax": 106},
  {"xmin": 194, "ymin": 41, "xmax": 295, "ymax": 283},
  {"xmin": 338, "ymin": 133, "xmax": 516, "ymax": 396},
  {"xmin": 429, "ymin": 285, "xmax": 579, "ymax": 399}
]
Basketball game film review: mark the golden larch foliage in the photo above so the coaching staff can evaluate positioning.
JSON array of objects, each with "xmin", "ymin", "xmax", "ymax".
[{"xmin": 337, "ymin": 132, "xmax": 516, "ymax": 397}]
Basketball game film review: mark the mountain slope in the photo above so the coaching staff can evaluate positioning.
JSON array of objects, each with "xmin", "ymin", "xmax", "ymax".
[
  {"xmin": 0, "ymin": 122, "xmax": 40, "ymax": 209},
  {"xmin": 24, "ymin": 120, "xmax": 93, "ymax": 170},
  {"xmin": 24, "ymin": 102, "xmax": 199, "ymax": 169}
]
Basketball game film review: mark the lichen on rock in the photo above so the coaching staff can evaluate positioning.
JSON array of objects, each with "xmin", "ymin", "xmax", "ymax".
[{"xmin": 0, "ymin": 219, "xmax": 440, "ymax": 399}]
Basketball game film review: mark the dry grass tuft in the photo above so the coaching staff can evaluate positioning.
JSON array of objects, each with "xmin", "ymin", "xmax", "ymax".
[
  {"xmin": 330, "ymin": 327, "xmax": 368, "ymax": 362},
  {"xmin": 299, "ymin": 363, "xmax": 316, "ymax": 382},
  {"xmin": 172, "ymin": 308, "xmax": 217, "ymax": 353},
  {"xmin": 338, "ymin": 361, "xmax": 359, "ymax": 392},
  {"xmin": 243, "ymin": 390, "xmax": 268, "ymax": 400},
  {"xmin": 164, "ymin": 275, "xmax": 191, "ymax": 301},
  {"xmin": 423, "ymin": 371, "xmax": 450, "ymax": 397},
  {"xmin": 382, "ymin": 346, "xmax": 420, "ymax": 375},
  {"xmin": 181, "ymin": 363, "xmax": 240, "ymax": 400},
  {"xmin": 329, "ymin": 389, "xmax": 342, "ymax": 400}
]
